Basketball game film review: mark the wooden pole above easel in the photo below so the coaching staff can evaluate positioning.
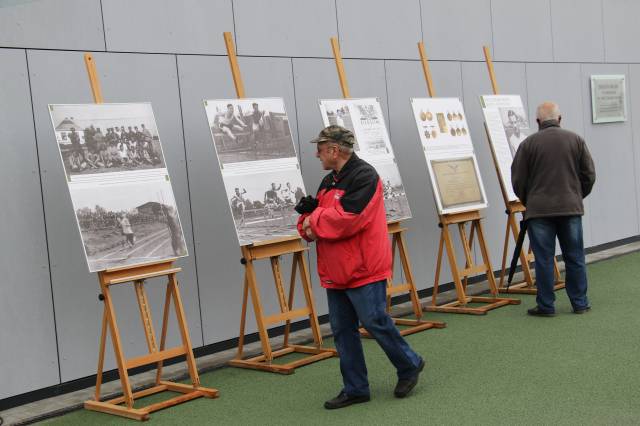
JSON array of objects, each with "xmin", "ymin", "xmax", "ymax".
[
  {"xmin": 81, "ymin": 55, "xmax": 218, "ymax": 421},
  {"xmin": 84, "ymin": 53, "xmax": 104, "ymax": 104},
  {"xmin": 330, "ymin": 37, "xmax": 350, "ymax": 99},
  {"xmin": 221, "ymin": 32, "xmax": 336, "ymax": 373},
  {"xmin": 481, "ymin": 45, "xmax": 564, "ymax": 295},
  {"xmin": 418, "ymin": 42, "xmax": 436, "ymax": 98},
  {"xmin": 326, "ymin": 37, "xmax": 445, "ymax": 334},
  {"xmin": 223, "ymin": 32, "xmax": 246, "ymax": 98}
]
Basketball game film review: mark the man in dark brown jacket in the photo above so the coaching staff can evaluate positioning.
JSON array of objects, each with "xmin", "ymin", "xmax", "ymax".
[{"xmin": 511, "ymin": 102, "xmax": 596, "ymax": 317}]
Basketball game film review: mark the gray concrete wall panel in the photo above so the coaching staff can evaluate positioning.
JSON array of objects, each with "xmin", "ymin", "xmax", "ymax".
[
  {"xmin": 420, "ymin": 0, "xmax": 493, "ymax": 61},
  {"xmin": 0, "ymin": 0, "xmax": 104, "ymax": 51},
  {"xmin": 0, "ymin": 48, "xmax": 60, "ymax": 400},
  {"xmin": 550, "ymin": 0, "xmax": 605, "ymax": 63},
  {"xmin": 580, "ymin": 64, "xmax": 638, "ymax": 245},
  {"xmin": 102, "ymin": 0, "xmax": 234, "ymax": 54},
  {"xmin": 602, "ymin": 0, "xmax": 640, "ymax": 63},
  {"xmin": 491, "ymin": 0, "xmax": 554, "ymax": 62},
  {"xmin": 336, "ymin": 0, "xmax": 422, "ymax": 59},
  {"xmin": 234, "ymin": 0, "xmax": 337, "ymax": 58}
]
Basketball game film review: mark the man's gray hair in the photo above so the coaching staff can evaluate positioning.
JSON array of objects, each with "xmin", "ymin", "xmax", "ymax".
[
  {"xmin": 536, "ymin": 102, "xmax": 561, "ymax": 122},
  {"xmin": 337, "ymin": 144, "xmax": 353, "ymax": 154}
]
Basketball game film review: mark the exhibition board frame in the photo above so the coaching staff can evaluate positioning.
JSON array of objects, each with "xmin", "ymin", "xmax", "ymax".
[
  {"xmin": 481, "ymin": 46, "xmax": 564, "ymax": 295},
  {"xmin": 330, "ymin": 37, "xmax": 445, "ymax": 334},
  {"xmin": 416, "ymin": 42, "xmax": 520, "ymax": 315},
  {"xmin": 80, "ymin": 54, "xmax": 218, "ymax": 422},
  {"xmin": 222, "ymin": 32, "xmax": 337, "ymax": 374}
]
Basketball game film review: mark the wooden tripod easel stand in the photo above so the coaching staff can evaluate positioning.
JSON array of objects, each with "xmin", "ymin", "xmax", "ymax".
[
  {"xmin": 329, "ymin": 38, "xmax": 445, "ymax": 333},
  {"xmin": 222, "ymin": 33, "xmax": 336, "ymax": 374},
  {"xmin": 416, "ymin": 42, "xmax": 520, "ymax": 315},
  {"xmin": 81, "ymin": 54, "xmax": 218, "ymax": 421},
  {"xmin": 482, "ymin": 46, "xmax": 565, "ymax": 295}
]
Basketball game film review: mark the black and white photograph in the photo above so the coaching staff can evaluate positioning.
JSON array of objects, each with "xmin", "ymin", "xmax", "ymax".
[
  {"xmin": 354, "ymin": 101, "xmax": 389, "ymax": 155},
  {"xmin": 498, "ymin": 107, "xmax": 530, "ymax": 156},
  {"xmin": 69, "ymin": 179, "xmax": 188, "ymax": 272},
  {"xmin": 222, "ymin": 168, "xmax": 307, "ymax": 246},
  {"xmin": 204, "ymin": 98, "xmax": 297, "ymax": 164},
  {"xmin": 319, "ymin": 100, "xmax": 361, "ymax": 152},
  {"xmin": 49, "ymin": 103, "xmax": 166, "ymax": 178},
  {"xmin": 372, "ymin": 160, "xmax": 412, "ymax": 222}
]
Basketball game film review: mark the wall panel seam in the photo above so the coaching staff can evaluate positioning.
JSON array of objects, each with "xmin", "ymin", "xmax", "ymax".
[
  {"xmin": 24, "ymin": 48, "xmax": 62, "ymax": 386},
  {"xmin": 174, "ymin": 54, "xmax": 206, "ymax": 345}
]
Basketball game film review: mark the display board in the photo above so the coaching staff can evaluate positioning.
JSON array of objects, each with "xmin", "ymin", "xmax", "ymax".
[
  {"xmin": 411, "ymin": 97, "xmax": 488, "ymax": 214},
  {"xmin": 318, "ymin": 98, "xmax": 411, "ymax": 222},
  {"xmin": 204, "ymin": 97, "xmax": 306, "ymax": 246},
  {"xmin": 49, "ymin": 103, "xmax": 188, "ymax": 272},
  {"xmin": 590, "ymin": 74, "xmax": 627, "ymax": 124},
  {"xmin": 480, "ymin": 94, "xmax": 531, "ymax": 202}
]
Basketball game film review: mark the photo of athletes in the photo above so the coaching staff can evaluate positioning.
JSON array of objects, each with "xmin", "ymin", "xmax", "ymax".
[
  {"xmin": 204, "ymin": 98, "xmax": 297, "ymax": 164},
  {"xmin": 49, "ymin": 103, "xmax": 166, "ymax": 178},
  {"xmin": 223, "ymin": 168, "xmax": 307, "ymax": 246},
  {"xmin": 372, "ymin": 160, "xmax": 412, "ymax": 222},
  {"xmin": 498, "ymin": 107, "xmax": 531, "ymax": 157},
  {"xmin": 69, "ymin": 179, "xmax": 188, "ymax": 272}
]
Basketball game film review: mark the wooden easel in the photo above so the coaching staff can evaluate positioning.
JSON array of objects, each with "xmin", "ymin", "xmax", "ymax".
[
  {"xmin": 82, "ymin": 55, "xmax": 217, "ymax": 421},
  {"xmin": 329, "ymin": 37, "xmax": 445, "ymax": 334},
  {"xmin": 222, "ymin": 33, "xmax": 336, "ymax": 374},
  {"xmin": 416, "ymin": 42, "xmax": 520, "ymax": 315},
  {"xmin": 482, "ymin": 46, "xmax": 565, "ymax": 295}
]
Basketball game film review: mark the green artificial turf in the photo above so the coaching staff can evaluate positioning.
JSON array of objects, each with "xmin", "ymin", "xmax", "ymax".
[{"xmin": 41, "ymin": 252, "xmax": 640, "ymax": 425}]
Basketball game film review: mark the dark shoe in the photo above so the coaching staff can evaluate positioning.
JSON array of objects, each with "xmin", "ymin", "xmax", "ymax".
[
  {"xmin": 394, "ymin": 358, "xmax": 425, "ymax": 398},
  {"xmin": 573, "ymin": 306, "xmax": 591, "ymax": 314},
  {"xmin": 324, "ymin": 391, "xmax": 370, "ymax": 410},
  {"xmin": 527, "ymin": 306, "xmax": 555, "ymax": 317}
]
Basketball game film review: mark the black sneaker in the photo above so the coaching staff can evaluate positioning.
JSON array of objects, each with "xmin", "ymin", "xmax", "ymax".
[
  {"xmin": 394, "ymin": 358, "xmax": 425, "ymax": 398},
  {"xmin": 324, "ymin": 391, "xmax": 370, "ymax": 410},
  {"xmin": 527, "ymin": 306, "xmax": 556, "ymax": 317},
  {"xmin": 573, "ymin": 306, "xmax": 591, "ymax": 314}
]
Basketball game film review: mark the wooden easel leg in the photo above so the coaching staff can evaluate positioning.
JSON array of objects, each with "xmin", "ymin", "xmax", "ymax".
[
  {"xmin": 283, "ymin": 258, "xmax": 298, "ymax": 347},
  {"xmin": 102, "ymin": 285, "xmax": 135, "ymax": 408},
  {"xmin": 388, "ymin": 234, "xmax": 398, "ymax": 311},
  {"xmin": 475, "ymin": 219, "xmax": 498, "ymax": 295},
  {"xmin": 431, "ymin": 231, "xmax": 445, "ymax": 305},
  {"xmin": 155, "ymin": 281, "xmax": 172, "ymax": 384},
  {"xmin": 134, "ymin": 280, "xmax": 158, "ymax": 353},
  {"xmin": 246, "ymin": 259, "xmax": 274, "ymax": 361},
  {"xmin": 94, "ymin": 306, "xmax": 108, "ymax": 401},
  {"xmin": 235, "ymin": 274, "xmax": 250, "ymax": 360},
  {"xmin": 498, "ymin": 216, "xmax": 512, "ymax": 287},
  {"xmin": 168, "ymin": 274, "xmax": 200, "ymax": 385},
  {"xmin": 397, "ymin": 231, "xmax": 422, "ymax": 319},
  {"xmin": 297, "ymin": 252, "xmax": 324, "ymax": 347},
  {"xmin": 458, "ymin": 222, "xmax": 474, "ymax": 292},
  {"xmin": 442, "ymin": 225, "xmax": 468, "ymax": 304}
]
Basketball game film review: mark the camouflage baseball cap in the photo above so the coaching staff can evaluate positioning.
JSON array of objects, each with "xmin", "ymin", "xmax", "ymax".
[{"xmin": 310, "ymin": 125, "xmax": 355, "ymax": 146}]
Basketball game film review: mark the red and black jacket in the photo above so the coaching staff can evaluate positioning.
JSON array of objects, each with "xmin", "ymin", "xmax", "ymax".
[{"xmin": 297, "ymin": 154, "xmax": 391, "ymax": 289}]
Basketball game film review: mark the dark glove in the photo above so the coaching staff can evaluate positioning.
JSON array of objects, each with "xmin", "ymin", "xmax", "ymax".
[{"xmin": 295, "ymin": 195, "xmax": 319, "ymax": 214}]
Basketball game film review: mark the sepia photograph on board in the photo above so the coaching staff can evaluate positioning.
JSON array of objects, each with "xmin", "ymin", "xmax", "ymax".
[
  {"xmin": 69, "ymin": 178, "xmax": 188, "ymax": 272},
  {"xmin": 49, "ymin": 103, "xmax": 166, "ymax": 179},
  {"xmin": 204, "ymin": 98, "xmax": 297, "ymax": 165},
  {"xmin": 221, "ymin": 167, "xmax": 307, "ymax": 246}
]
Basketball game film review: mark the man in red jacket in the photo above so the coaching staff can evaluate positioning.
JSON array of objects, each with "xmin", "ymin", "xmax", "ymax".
[{"xmin": 297, "ymin": 126, "xmax": 424, "ymax": 409}]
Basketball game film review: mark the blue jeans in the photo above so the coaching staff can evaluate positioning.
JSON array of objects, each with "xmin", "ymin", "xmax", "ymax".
[
  {"xmin": 326, "ymin": 280, "xmax": 422, "ymax": 397},
  {"xmin": 527, "ymin": 216, "xmax": 590, "ymax": 313}
]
